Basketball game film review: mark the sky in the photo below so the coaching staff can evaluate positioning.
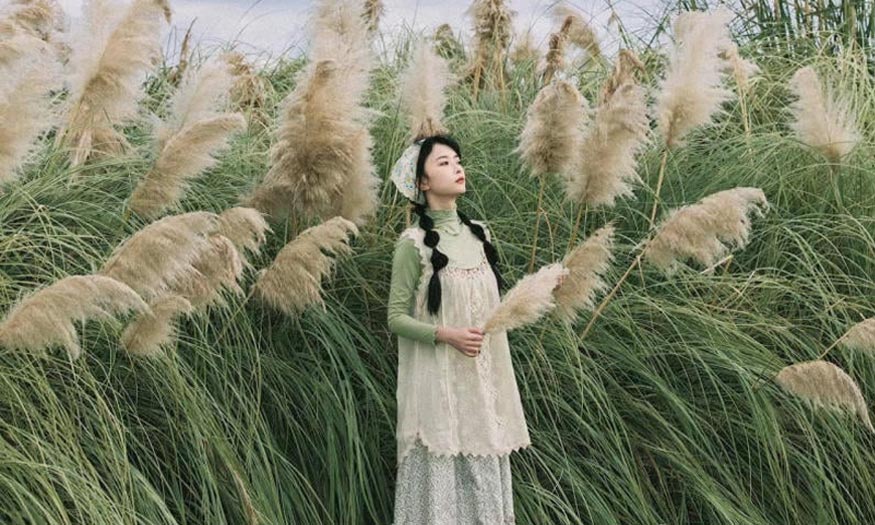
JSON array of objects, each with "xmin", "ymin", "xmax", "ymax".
[{"xmin": 53, "ymin": 0, "xmax": 672, "ymax": 65}]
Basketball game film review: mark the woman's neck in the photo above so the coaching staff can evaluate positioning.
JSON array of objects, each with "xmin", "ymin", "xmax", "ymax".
[{"xmin": 421, "ymin": 206, "xmax": 462, "ymax": 233}]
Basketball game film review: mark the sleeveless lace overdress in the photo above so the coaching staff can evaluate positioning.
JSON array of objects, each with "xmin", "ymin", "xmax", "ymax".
[{"xmin": 392, "ymin": 222, "xmax": 531, "ymax": 525}]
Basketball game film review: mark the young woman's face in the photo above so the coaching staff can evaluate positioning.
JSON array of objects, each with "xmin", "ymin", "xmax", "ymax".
[{"xmin": 418, "ymin": 143, "xmax": 466, "ymax": 201}]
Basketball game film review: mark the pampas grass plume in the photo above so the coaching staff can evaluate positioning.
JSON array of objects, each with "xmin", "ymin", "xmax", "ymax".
[
  {"xmin": 399, "ymin": 39, "xmax": 453, "ymax": 140},
  {"xmin": 643, "ymin": 187, "xmax": 768, "ymax": 274},
  {"xmin": 553, "ymin": 223, "xmax": 615, "ymax": 322},
  {"xmin": 0, "ymin": 43, "xmax": 62, "ymax": 185},
  {"xmin": 130, "ymin": 57, "xmax": 246, "ymax": 218},
  {"xmin": 514, "ymin": 79, "xmax": 587, "ymax": 179},
  {"xmin": 171, "ymin": 235, "xmax": 245, "ymax": 309},
  {"xmin": 483, "ymin": 263, "xmax": 569, "ymax": 334},
  {"xmin": 551, "ymin": 3, "xmax": 601, "ymax": 60},
  {"xmin": 120, "ymin": 294, "xmax": 192, "ymax": 356},
  {"xmin": 838, "ymin": 318, "xmax": 875, "ymax": 353},
  {"xmin": 775, "ymin": 360, "xmax": 875, "ymax": 433},
  {"xmin": 788, "ymin": 66, "xmax": 860, "ymax": 163},
  {"xmin": 653, "ymin": 7, "xmax": 735, "ymax": 148},
  {"xmin": 99, "ymin": 211, "xmax": 218, "ymax": 301},
  {"xmin": 216, "ymin": 206, "xmax": 271, "ymax": 263},
  {"xmin": 567, "ymin": 50, "xmax": 649, "ymax": 207},
  {"xmin": 60, "ymin": 0, "xmax": 170, "ymax": 167},
  {"xmin": 0, "ymin": 274, "xmax": 148, "ymax": 359},
  {"xmin": 253, "ymin": 216, "xmax": 359, "ymax": 316}
]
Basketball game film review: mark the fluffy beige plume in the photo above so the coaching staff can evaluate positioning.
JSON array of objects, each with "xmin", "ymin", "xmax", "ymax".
[
  {"xmin": 514, "ymin": 79, "xmax": 588, "ymax": 180},
  {"xmin": 170, "ymin": 235, "xmax": 244, "ymax": 309},
  {"xmin": 788, "ymin": 66, "xmax": 860, "ymax": 163},
  {"xmin": 600, "ymin": 49, "xmax": 645, "ymax": 104},
  {"xmin": 775, "ymin": 360, "xmax": 874, "ymax": 434},
  {"xmin": 719, "ymin": 42, "xmax": 760, "ymax": 92},
  {"xmin": 0, "ymin": 0, "xmax": 66, "ymax": 65},
  {"xmin": 482, "ymin": 263, "xmax": 569, "ymax": 334},
  {"xmin": 59, "ymin": 0, "xmax": 170, "ymax": 167},
  {"xmin": 566, "ymin": 50, "xmax": 649, "ymax": 207},
  {"xmin": 120, "ymin": 294, "xmax": 191, "ymax": 356},
  {"xmin": 99, "ymin": 211, "xmax": 218, "ymax": 301},
  {"xmin": 433, "ymin": 23, "xmax": 466, "ymax": 65},
  {"xmin": 247, "ymin": 0, "xmax": 379, "ymax": 225},
  {"xmin": 363, "ymin": 0, "xmax": 384, "ymax": 33},
  {"xmin": 216, "ymin": 206, "xmax": 271, "ymax": 264},
  {"xmin": 463, "ymin": 0, "xmax": 516, "ymax": 97},
  {"xmin": 310, "ymin": 0, "xmax": 374, "ymax": 70},
  {"xmin": 399, "ymin": 40, "xmax": 453, "ymax": 140},
  {"xmin": 130, "ymin": 58, "xmax": 246, "ymax": 218},
  {"xmin": 7, "ymin": 0, "xmax": 66, "ymax": 32},
  {"xmin": 538, "ymin": 17, "xmax": 571, "ymax": 84},
  {"xmin": 0, "ymin": 274, "xmax": 148, "ymax": 359},
  {"xmin": 551, "ymin": 3, "xmax": 601, "ymax": 59},
  {"xmin": 837, "ymin": 318, "xmax": 875, "ymax": 353},
  {"xmin": 0, "ymin": 45, "xmax": 62, "ymax": 185},
  {"xmin": 553, "ymin": 223, "xmax": 615, "ymax": 322},
  {"xmin": 223, "ymin": 51, "xmax": 270, "ymax": 114},
  {"xmin": 653, "ymin": 7, "xmax": 735, "ymax": 148},
  {"xmin": 253, "ymin": 216, "xmax": 359, "ymax": 317},
  {"xmin": 642, "ymin": 187, "xmax": 768, "ymax": 274}
]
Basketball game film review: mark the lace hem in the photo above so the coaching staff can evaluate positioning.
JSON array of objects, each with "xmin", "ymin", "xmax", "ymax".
[{"xmin": 398, "ymin": 430, "xmax": 532, "ymax": 467}]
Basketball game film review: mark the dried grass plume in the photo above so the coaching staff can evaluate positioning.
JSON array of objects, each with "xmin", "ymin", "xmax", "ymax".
[
  {"xmin": 99, "ymin": 211, "xmax": 218, "ymax": 301},
  {"xmin": 482, "ymin": 263, "xmax": 569, "ymax": 334},
  {"xmin": 788, "ymin": 66, "xmax": 860, "ymax": 163},
  {"xmin": 653, "ymin": 7, "xmax": 734, "ymax": 148},
  {"xmin": 514, "ymin": 79, "xmax": 588, "ymax": 180},
  {"xmin": 253, "ymin": 216, "xmax": 359, "ymax": 317},
  {"xmin": 216, "ymin": 206, "xmax": 271, "ymax": 264},
  {"xmin": 170, "ymin": 235, "xmax": 245, "ymax": 310},
  {"xmin": 642, "ymin": 187, "xmax": 768, "ymax": 274},
  {"xmin": 58, "ymin": 0, "xmax": 170, "ymax": 167},
  {"xmin": 130, "ymin": 57, "xmax": 246, "ymax": 218},
  {"xmin": 0, "ymin": 274, "xmax": 148, "ymax": 359},
  {"xmin": 553, "ymin": 223, "xmax": 615, "ymax": 322},
  {"xmin": 399, "ymin": 39, "xmax": 453, "ymax": 140},
  {"xmin": 0, "ymin": 44, "xmax": 62, "ymax": 185},
  {"xmin": 837, "ymin": 318, "xmax": 875, "ymax": 353},
  {"xmin": 120, "ymin": 294, "xmax": 192, "ymax": 356},
  {"xmin": 246, "ymin": 0, "xmax": 379, "ymax": 226},
  {"xmin": 775, "ymin": 360, "xmax": 874, "ymax": 433},
  {"xmin": 566, "ymin": 49, "xmax": 649, "ymax": 207}
]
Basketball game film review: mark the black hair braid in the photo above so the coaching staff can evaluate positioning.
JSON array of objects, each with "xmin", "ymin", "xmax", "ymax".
[
  {"xmin": 412, "ymin": 201, "xmax": 449, "ymax": 315},
  {"xmin": 457, "ymin": 210, "xmax": 505, "ymax": 293}
]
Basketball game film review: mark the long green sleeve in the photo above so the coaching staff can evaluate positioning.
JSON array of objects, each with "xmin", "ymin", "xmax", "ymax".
[{"xmin": 387, "ymin": 237, "xmax": 439, "ymax": 345}]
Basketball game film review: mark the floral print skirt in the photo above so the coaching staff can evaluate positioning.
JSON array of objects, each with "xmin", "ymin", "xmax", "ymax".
[{"xmin": 392, "ymin": 437, "xmax": 516, "ymax": 524}]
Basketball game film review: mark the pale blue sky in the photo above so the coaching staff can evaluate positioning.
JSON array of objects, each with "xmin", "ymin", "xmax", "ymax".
[{"xmin": 56, "ymin": 0, "xmax": 673, "ymax": 64}]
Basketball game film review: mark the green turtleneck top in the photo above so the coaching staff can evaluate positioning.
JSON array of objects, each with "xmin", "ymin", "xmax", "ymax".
[{"xmin": 388, "ymin": 207, "xmax": 488, "ymax": 345}]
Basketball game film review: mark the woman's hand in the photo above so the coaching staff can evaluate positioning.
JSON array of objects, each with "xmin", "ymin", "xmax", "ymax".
[{"xmin": 436, "ymin": 326, "xmax": 484, "ymax": 357}]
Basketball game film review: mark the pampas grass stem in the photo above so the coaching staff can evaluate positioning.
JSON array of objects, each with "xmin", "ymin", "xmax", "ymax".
[
  {"xmin": 579, "ymin": 252, "xmax": 641, "ymax": 340},
  {"xmin": 528, "ymin": 176, "xmax": 545, "ymax": 273},
  {"xmin": 648, "ymin": 145, "xmax": 670, "ymax": 229},
  {"xmin": 566, "ymin": 203, "xmax": 586, "ymax": 253}
]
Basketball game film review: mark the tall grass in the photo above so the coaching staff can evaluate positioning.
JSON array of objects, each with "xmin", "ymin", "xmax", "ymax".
[{"xmin": 2, "ymin": 1, "xmax": 875, "ymax": 524}]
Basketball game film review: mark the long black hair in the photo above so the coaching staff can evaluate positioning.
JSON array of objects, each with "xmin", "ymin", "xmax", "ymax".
[{"xmin": 410, "ymin": 134, "xmax": 505, "ymax": 316}]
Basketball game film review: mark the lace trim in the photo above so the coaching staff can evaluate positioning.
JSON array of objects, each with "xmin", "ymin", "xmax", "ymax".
[
  {"xmin": 398, "ymin": 430, "xmax": 532, "ymax": 467},
  {"xmin": 439, "ymin": 255, "xmax": 489, "ymax": 278}
]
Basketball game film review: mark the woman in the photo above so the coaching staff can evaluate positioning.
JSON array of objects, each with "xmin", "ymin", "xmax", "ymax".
[{"xmin": 387, "ymin": 134, "xmax": 531, "ymax": 524}]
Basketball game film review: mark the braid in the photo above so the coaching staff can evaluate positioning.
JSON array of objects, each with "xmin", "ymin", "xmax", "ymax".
[
  {"xmin": 412, "ymin": 202, "xmax": 449, "ymax": 315},
  {"xmin": 458, "ymin": 210, "xmax": 505, "ymax": 293}
]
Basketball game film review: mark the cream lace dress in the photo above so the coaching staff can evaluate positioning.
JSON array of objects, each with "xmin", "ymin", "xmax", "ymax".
[{"xmin": 393, "ymin": 221, "xmax": 531, "ymax": 525}]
